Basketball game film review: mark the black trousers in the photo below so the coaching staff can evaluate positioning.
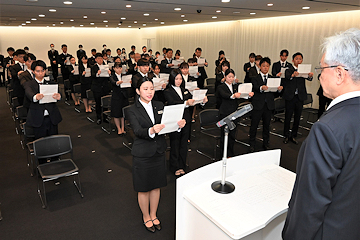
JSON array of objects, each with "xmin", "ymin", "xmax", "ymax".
[
  {"xmin": 93, "ymin": 91, "xmax": 105, "ymax": 120},
  {"xmin": 284, "ymin": 95, "xmax": 303, "ymax": 138},
  {"xmin": 61, "ymin": 66, "xmax": 69, "ymax": 81},
  {"xmin": 169, "ymin": 123, "xmax": 190, "ymax": 173},
  {"xmin": 0, "ymin": 71, "xmax": 5, "ymax": 85},
  {"xmin": 34, "ymin": 116, "xmax": 58, "ymax": 139},
  {"xmin": 249, "ymin": 104, "xmax": 272, "ymax": 147},
  {"xmin": 318, "ymin": 95, "xmax": 332, "ymax": 119},
  {"xmin": 51, "ymin": 63, "xmax": 58, "ymax": 80},
  {"xmin": 220, "ymin": 114, "xmax": 237, "ymax": 158}
]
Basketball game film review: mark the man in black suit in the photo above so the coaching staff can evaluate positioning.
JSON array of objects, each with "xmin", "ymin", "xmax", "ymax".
[
  {"xmin": 0, "ymin": 53, "xmax": 4, "ymax": 86},
  {"xmin": 19, "ymin": 53, "xmax": 36, "ymax": 112},
  {"xmin": 283, "ymin": 52, "xmax": 313, "ymax": 144},
  {"xmin": 23, "ymin": 60, "xmax": 62, "ymax": 139},
  {"xmin": 87, "ymin": 49, "xmax": 97, "ymax": 67},
  {"xmin": 47, "ymin": 43, "xmax": 59, "ymax": 81},
  {"xmin": 4, "ymin": 47, "xmax": 15, "ymax": 83},
  {"xmin": 271, "ymin": 49, "xmax": 292, "ymax": 78},
  {"xmin": 194, "ymin": 47, "xmax": 208, "ymax": 89},
  {"xmin": 76, "ymin": 44, "xmax": 86, "ymax": 64},
  {"xmin": 10, "ymin": 49, "xmax": 27, "ymax": 105},
  {"xmin": 58, "ymin": 44, "xmax": 73, "ymax": 81},
  {"xmin": 160, "ymin": 48, "xmax": 174, "ymax": 74},
  {"xmin": 243, "ymin": 53, "xmax": 256, "ymax": 83},
  {"xmin": 131, "ymin": 59, "xmax": 154, "ymax": 90},
  {"xmin": 283, "ymin": 28, "xmax": 360, "ymax": 240},
  {"xmin": 249, "ymin": 57, "xmax": 283, "ymax": 152}
]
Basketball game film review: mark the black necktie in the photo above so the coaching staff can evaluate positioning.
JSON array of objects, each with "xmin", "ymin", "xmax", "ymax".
[
  {"xmin": 22, "ymin": 64, "xmax": 24, "ymax": 70},
  {"xmin": 263, "ymin": 75, "xmax": 267, "ymax": 85},
  {"xmin": 282, "ymin": 63, "xmax": 285, "ymax": 67}
]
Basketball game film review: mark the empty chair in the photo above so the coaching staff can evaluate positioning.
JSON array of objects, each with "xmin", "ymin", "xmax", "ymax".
[
  {"xmin": 204, "ymin": 94, "xmax": 217, "ymax": 109},
  {"xmin": 205, "ymin": 77, "xmax": 216, "ymax": 87},
  {"xmin": 33, "ymin": 135, "xmax": 83, "ymax": 208},
  {"xmin": 122, "ymin": 105, "xmax": 134, "ymax": 150},
  {"xmin": 302, "ymin": 93, "xmax": 318, "ymax": 124},
  {"xmin": 101, "ymin": 95, "xmax": 112, "ymax": 134}
]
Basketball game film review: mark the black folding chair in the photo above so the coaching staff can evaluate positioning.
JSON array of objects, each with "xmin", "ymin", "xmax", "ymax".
[
  {"xmin": 122, "ymin": 105, "xmax": 133, "ymax": 150},
  {"xmin": 101, "ymin": 95, "xmax": 112, "ymax": 134}
]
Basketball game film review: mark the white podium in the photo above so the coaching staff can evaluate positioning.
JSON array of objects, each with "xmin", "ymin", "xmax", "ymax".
[{"xmin": 176, "ymin": 149, "xmax": 296, "ymax": 240}]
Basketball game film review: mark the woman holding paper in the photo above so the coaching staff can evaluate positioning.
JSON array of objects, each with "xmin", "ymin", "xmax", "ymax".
[
  {"xmin": 109, "ymin": 63, "xmax": 129, "ymax": 135},
  {"xmin": 67, "ymin": 56, "xmax": 80, "ymax": 105},
  {"xmin": 217, "ymin": 69, "xmax": 254, "ymax": 157},
  {"xmin": 127, "ymin": 77, "xmax": 185, "ymax": 233},
  {"xmin": 79, "ymin": 55, "xmax": 92, "ymax": 112},
  {"xmin": 164, "ymin": 69, "xmax": 207, "ymax": 176}
]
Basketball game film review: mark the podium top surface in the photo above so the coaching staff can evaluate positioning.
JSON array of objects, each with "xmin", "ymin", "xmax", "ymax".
[{"xmin": 182, "ymin": 150, "xmax": 296, "ymax": 239}]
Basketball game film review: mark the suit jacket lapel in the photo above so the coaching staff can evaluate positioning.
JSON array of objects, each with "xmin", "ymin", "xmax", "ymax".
[
  {"xmin": 152, "ymin": 102, "xmax": 161, "ymax": 124},
  {"xmin": 136, "ymin": 100, "xmax": 154, "ymax": 126}
]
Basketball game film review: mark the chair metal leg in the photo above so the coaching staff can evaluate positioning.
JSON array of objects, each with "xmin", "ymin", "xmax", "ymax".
[
  {"xmin": 73, "ymin": 174, "xmax": 84, "ymax": 198},
  {"xmin": 37, "ymin": 179, "xmax": 47, "ymax": 209},
  {"xmin": 0, "ymin": 202, "xmax": 2, "ymax": 221}
]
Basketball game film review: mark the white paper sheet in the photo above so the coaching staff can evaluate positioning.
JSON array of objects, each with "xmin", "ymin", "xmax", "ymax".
[
  {"xmin": 0, "ymin": 67, "xmax": 3, "ymax": 73},
  {"xmin": 197, "ymin": 58, "xmax": 205, "ymax": 67},
  {"xmin": 73, "ymin": 65, "xmax": 79, "ymax": 75},
  {"xmin": 297, "ymin": 64, "xmax": 312, "ymax": 78},
  {"xmin": 120, "ymin": 74, "xmax": 132, "ymax": 88},
  {"xmin": 108, "ymin": 62, "xmax": 115, "ymax": 69},
  {"xmin": 265, "ymin": 78, "xmax": 281, "ymax": 92},
  {"xmin": 156, "ymin": 55, "xmax": 164, "ymax": 64},
  {"xmin": 192, "ymin": 89, "xmax": 208, "ymax": 104},
  {"xmin": 185, "ymin": 81, "xmax": 198, "ymax": 93},
  {"xmin": 280, "ymin": 67, "xmax": 287, "ymax": 78},
  {"xmin": 159, "ymin": 103, "xmax": 185, "ymax": 135},
  {"xmin": 159, "ymin": 73, "xmax": 169, "ymax": 84},
  {"xmin": 189, "ymin": 66, "xmax": 198, "ymax": 77},
  {"xmin": 121, "ymin": 65, "xmax": 127, "ymax": 74},
  {"xmin": 152, "ymin": 78, "xmax": 166, "ymax": 91},
  {"xmin": 99, "ymin": 65, "xmax": 110, "ymax": 77},
  {"xmin": 238, "ymin": 83, "xmax": 253, "ymax": 99},
  {"xmin": 44, "ymin": 76, "xmax": 50, "ymax": 81},
  {"xmin": 172, "ymin": 59, "xmax": 183, "ymax": 68},
  {"xmin": 39, "ymin": 84, "xmax": 58, "ymax": 104},
  {"xmin": 65, "ymin": 56, "xmax": 71, "ymax": 65},
  {"xmin": 84, "ymin": 68, "xmax": 91, "ymax": 77}
]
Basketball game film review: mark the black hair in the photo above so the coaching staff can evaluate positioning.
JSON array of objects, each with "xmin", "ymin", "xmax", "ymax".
[
  {"xmin": 224, "ymin": 68, "xmax": 235, "ymax": 77},
  {"xmin": 166, "ymin": 48, "xmax": 173, "ymax": 53},
  {"xmin": 249, "ymin": 53, "xmax": 256, "ymax": 58},
  {"xmin": 218, "ymin": 50, "xmax": 225, "ymax": 56},
  {"xmin": 187, "ymin": 58, "xmax": 196, "ymax": 64},
  {"xmin": 142, "ymin": 46, "xmax": 146, "ymax": 49},
  {"xmin": 95, "ymin": 53, "xmax": 103, "ymax": 58},
  {"xmin": 137, "ymin": 59, "xmax": 150, "ymax": 66},
  {"xmin": 122, "ymin": 48, "xmax": 126, "ymax": 51},
  {"xmin": 106, "ymin": 49, "xmax": 111, "ymax": 52},
  {"xmin": 143, "ymin": 53, "xmax": 150, "ymax": 58},
  {"xmin": 61, "ymin": 44, "xmax": 67, "ymax": 48},
  {"xmin": 102, "ymin": 52, "xmax": 107, "ymax": 57},
  {"xmin": 81, "ymin": 55, "xmax": 88, "ymax": 60},
  {"xmin": 175, "ymin": 49, "xmax": 181, "ymax": 55},
  {"xmin": 14, "ymin": 49, "xmax": 26, "ymax": 56},
  {"xmin": 24, "ymin": 46, "xmax": 29, "ymax": 50},
  {"xmin": 31, "ymin": 60, "xmax": 47, "ymax": 71},
  {"xmin": 129, "ymin": 51, "xmax": 135, "ymax": 56},
  {"xmin": 131, "ymin": 45, "xmax": 136, "ymax": 49},
  {"xmin": 91, "ymin": 48, "xmax": 97, "ymax": 52},
  {"xmin": 113, "ymin": 56, "xmax": 120, "ymax": 62},
  {"xmin": 103, "ymin": 44, "xmax": 107, "ymax": 47},
  {"xmin": 50, "ymin": 43, "xmax": 54, "ymax": 47},
  {"xmin": 116, "ymin": 48, "xmax": 121, "ymax": 51},
  {"xmin": 179, "ymin": 62, "xmax": 189, "ymax": 69},
  {"xmin": 136, "ymin": 77, "xmax": 153, "ymax": 90},
  {"xmin": 7, "ymin": 47, "xmax": 15, "ymax": 52},
  {"xmin": 148, "ymin": 49, "xmax": 152, "ymax": 52},
  {"xmin": 175, "ymin": 52, "xmax": 180, "ymax": 57},
  {"xmin": 69, "ymin": 56, "xmax": 76, "ymax": 61},
  {"xmin": 153, "ymin": 63, "xmax": 160, "ymax": 70},
  {"xmin": 79, "ymin": 44, "xmax": 83, "ymax": 48},
  {"xmin": 260, "ymin": 57, "xmax": 271, "ymax": 66},
  {"xmin": 114, "ymin": 63, "xmax": 122, "ymax": 68},
  {"xmin": 162, "ymin": 47, "xmax": 167, "ymax": 51},
  {"xmin": 255, "ymin": 55, "xmax": 263, "ymax": 61},
  {"xmin": 169, "ymin": 69, "xmax": 184, "ymax": 88},
  {"xmin": 23, "ymin": 53, "xmax": 36, "ymax": 62},
  {"xmin": 221, "ymin": 61, "xmax": 230, "ymax": 68},
  {"xmin": 280, "ymin": 49, "xmax": 289, "ymax": 56},
  {"xmin": 292, "ymin": 52, "xmax": 303, "ymax": 60},
  {"xmin": 195, "ymin": 47, "xmax": 202, "ymax": 52},
  {"xmin": 155, "ymin": 51, "xmax": 160, "ymax": 55}
]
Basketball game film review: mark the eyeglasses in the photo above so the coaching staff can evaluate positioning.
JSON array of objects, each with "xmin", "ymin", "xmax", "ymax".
[{"xmin": 315, "ymin": 65, "xmax": 349, "ymax": 74}]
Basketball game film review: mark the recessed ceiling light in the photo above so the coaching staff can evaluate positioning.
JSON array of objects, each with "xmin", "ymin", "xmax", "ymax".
[
  {"xmin": 83, "ymin": 15, "xmax": 88, "ymax": 18},
  {"xmin": 103, "ymin": 20, "xmax": 108, "ymax": 23},
  {"xmin": 126, "ymin": 4, "xmax": 131, "ymax": 8},
  {"xmin": 134, "ymin": 21, "xmax": 137, "ymax": 23},
  {"xmin": 47, "ymin": 26, "xmax": 49, "ymax": 27},
  {"xmin": 63, "ymin": 1, "xmax": 72, "ymax": 5},
  {"xmin": 144, "ymin": 13, "xmax": 149, "ymax": 16},
  {"xmin": 72, "ymin": 26, "xmax": 75, "ymax": 28},
  {"xmin": 39, "ymin": 14, "xmax": 45, "ymax": 17},
  {"xmin": 181, "ymin": 15, "xmax": 185, "ymax": 17},
  {"xmin": 155, "ymin": 18, "xmax": 158, "ymax": 21},
  {"xmin": 267, "ymin": 3, "xmax": 273, "ymax": 6},
  {"xmin": 60, "ymin": 21, "xmax": 64, "ymax": 24},
  {"xmin": 26, "ymin": 21, "xmax": 31, "ymax": 23},
  {"xmin": 216, "ymin": 10, "xmax": 221, "ymax": 13},
  {"xmin": 101, "ymin": 11, "xmax": 106, "ymax": 14},
  {"xmin": 233, "ymin": 11, "xmax": 240, "ymax": 14},
  {"xmin": 222, "ymin": 0, "xmax": 230, "ymax": 2},
  {"xmin": 121, "ymin": 17, "xmax": 126, "ymax": 20},
  {"xmin": 174, "ymin": 8, "xmax": 181, "ymax": 11},
  {"xmin": 143, "ymin": 23, "xmax": 146, "ymax": 26},
  {"xmin": 49, "ymin": 9, "xmax": 56, "ymax": 12},
  {"xmin": 90, "ymin": 22, "xmax": 95, "ymax": 25},
  {"xmin": 183, "ymin": 19, "xmax": 188, "ymax": 22},
  {"xmin": 105, "ymin": 25, "xmax": 108, "ymax": 27},
  {"xmin": 128, "ymin": 26, "xmax": 131, "ymax": 27},
  {"xmin": 250, "ymin": 12, "xmax": 256, "ymax": 15},
  {"xmin": 80, "ymin": 24, "xmax": 84, "ymax": 26},
  {"xmin": 70, "ymin": 19, "xmax": 74, "ymax": 21},
  {"xmin": 118, "ymin": 23, "xmax": 121, "ymax": 25},
  {"xmin": 53, "ymin": 23, "xmax": 56, "ymax": 26},
  {"xmin": 19, "ymin": 25, "xmax": 22, "ymax": 27},
  {"xmin": 22, "ymin": 23, "xmax": 26, "ymax": 25},
  {"xmin": 95, "ymin": 27, "xmax": 97, "ymax": 28},
  {"xmin": 161, "ymin": 22, "xmax": 165, "ymax": 24},
  {"xmin": 31, "ymin": 18, "xmax": 37, "ymax": 21},
  {"xmin": 212, "ymin": 16, "xmax": 217, "ymax": 19},
  {"xmin": 302, "ymin": 6, "xmax": 310, "ymax": 9},
  {"xmin": 26, "ymin": 0, "xmax": 38, "ymax": 2}
]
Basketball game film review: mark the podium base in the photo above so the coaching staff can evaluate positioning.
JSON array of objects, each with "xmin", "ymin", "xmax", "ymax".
[{"xmin": 211, "ymin": 181, "xmax": 235, "ymax": 194}]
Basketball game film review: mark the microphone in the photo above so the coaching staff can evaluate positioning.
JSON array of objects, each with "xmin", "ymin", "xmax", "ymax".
[{"xmin": 216, "ymin": 104, "xmax": 253, "ymax": 129}]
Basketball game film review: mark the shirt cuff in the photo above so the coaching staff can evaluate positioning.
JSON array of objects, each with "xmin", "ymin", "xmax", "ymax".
[
  {"xmin": 230, "ymin": 94, "xmax": 235, "ymax": 99},
  {"xmin": 148, "ymin": 128, "xmax": 155, "ymax": 138},
  {"xmin": 260, "ymin": 86, "xmax": 264, "ymax": 92},
  {"xmin": 33, "ymin": 95, "xmax": 38, "ymax": 102}
]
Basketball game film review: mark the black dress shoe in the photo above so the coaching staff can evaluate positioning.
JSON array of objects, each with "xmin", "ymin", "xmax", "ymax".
[
  {"xmin": 144, "ymin": 220, "xmax": 155, "ymax": 233},
  {"xmin": 248, "ymin": 147, "xmax": 255, "ymax": 153},
  {"xmin": 96, "ymin": 119, "xmax": 102, "ymax": 125},
  {"xmin": 290, "ymin": 137, "xmax": 298, "ymax": 145},
  {"xmin": 152, "ymin": 218, "xmax": 162, "ymax": 231},
  {"xmin": 283, "ymin": 137, "xmax": 289, "ymax": 144}
]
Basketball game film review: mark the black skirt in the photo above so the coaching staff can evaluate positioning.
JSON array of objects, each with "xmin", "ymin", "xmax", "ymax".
[
  {"xmin": 132, "ymin": 152, "xmax": 167, "ymax": 192},
  {"xmin": 110, "ymin": 95, "xmax": 129, "ymax": 118}
]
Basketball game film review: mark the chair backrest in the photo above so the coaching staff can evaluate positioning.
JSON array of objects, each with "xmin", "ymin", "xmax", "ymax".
[
  {"xmin": 33, "ymin": 135, "xmax": 73, "ymax": 159},
  {"xmin": 205, "ymin": 78, "xmax": 216, "ymax": 86},
  {"xmin": 86, "ymin": 89, "xmax": 94, "ymax": 100},
  {"xmin": 73, "ymin": 83, "xmax": 81, "ymax": 93},
  {"xmin": 303, "ymin": 93, "xmax": 313, "ymax": 106},
  {"xmin": 63, "ymin": 79, "xmax": 71, "ymax": 90},
  {"xmin": 204, "ymin": 94, "xmax": 217, "ymax": 109},
  {"xmin": 16, "ymin": 106, "xmax": 27, "ymax": 120},
  {"xmin": 122, "ymin": 105, "xmax": 132, "ymax": 120},
  {"xmin": 199, "ymin": 109, "xmax": 220, "ymax": 127},
  {"xmin": 24, "ymin": 122, "xmax": 35, "ymax": 138},
  {"xmin": 101, "ymin": 95, "xmax": 112, "ymax": 108},
  {"xmin": 274, "ymin": 97, "xmax": 286, "ymax": 112},
  {"xmin": 205, "ymin": 85, "xmax": 215, "ymax": 94},
  {"xmin": 12, "ymin": 97, "xmax": 20, "ymax": 108}
]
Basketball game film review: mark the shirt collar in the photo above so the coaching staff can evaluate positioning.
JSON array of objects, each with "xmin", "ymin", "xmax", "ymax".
[
  {"xmin": 139, "ymin": 98, "xmax": 152, "ymax": 108},
  {"xmin": 35, "ymin": 78, "xmax": 44, "ymax": 84},
  {"xmin": 260, "ymin": 72, "xmax": 268, "ymax": 78},
  {"xmin": 327, "ymin": 91, "xmax": 360, "ymax": 110},
  {"xmin": 139, "ymin": 72, "xmax": 147, "ymax": 77}
]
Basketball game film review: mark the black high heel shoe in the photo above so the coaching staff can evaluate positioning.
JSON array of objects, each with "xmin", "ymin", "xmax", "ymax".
[
  {"xmin": 152, "ymin": 218, "xmax": 162, "ymax": 231},
  {"xmin": 144, "ymin": 220, "xmax": 155, "ymax": 233}
]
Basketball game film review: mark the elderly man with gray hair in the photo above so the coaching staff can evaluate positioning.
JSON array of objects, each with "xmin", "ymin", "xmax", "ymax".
[{"xmin": 282, "ymin": 28, "xmax": 360, "ymax": 240}]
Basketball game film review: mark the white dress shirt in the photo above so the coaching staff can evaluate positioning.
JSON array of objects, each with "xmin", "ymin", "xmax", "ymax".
[
  {"xmin": 139, "ymin": 99, "xmax": 156, "ymax": 138},
  {"xmin": 327, "ymin": 91, "xmax": 360, "ymax": 110}
]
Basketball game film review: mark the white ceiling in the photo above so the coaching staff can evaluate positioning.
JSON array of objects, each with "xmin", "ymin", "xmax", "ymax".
[{"xmin": 1, "ymin": 0, "xmax": 359, "ymax": 28}]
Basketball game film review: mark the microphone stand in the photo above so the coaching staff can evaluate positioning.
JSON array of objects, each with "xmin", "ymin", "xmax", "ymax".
[{"xmin": 211, "ymin": 118, "xmax": 235, "ymax": 194}]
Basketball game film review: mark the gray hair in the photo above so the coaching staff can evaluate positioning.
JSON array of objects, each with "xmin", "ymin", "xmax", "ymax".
[{"xmin": 322, "ymin": 28, "xmax": 360, "ymax": 81}]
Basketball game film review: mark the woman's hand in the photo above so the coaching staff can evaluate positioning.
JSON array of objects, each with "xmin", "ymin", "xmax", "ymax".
[
  {"xmin": 187, "ymin": 99, "xmax": 195, "ymax": 106},
  {"xmin": 151, "ymin": 124, "xmax": 165, "ymax": 134},
  {"xmin": 248, "ymin": 92, "xmax": 254, "ymax": 98},
  {"xmin": 203, "ymin": 96, "xmax": 208, "ymax": 104},
  {"xmin": 177, "ymin": 119, "xmax": 186, "ymax": 129}
]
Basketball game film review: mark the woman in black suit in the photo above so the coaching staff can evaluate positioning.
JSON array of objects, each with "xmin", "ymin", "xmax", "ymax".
[
  {"xmin": 109, "ymin": 63, "xmax": 129, "ymax": 135},
  {"xmin": 67, "ymin": 56, "xmax": 80, "ymax": 105},
  {"xmin": 164, "ymin": 69, "xmax": 207, "ymax": 176},
  {"xmin": 128, "ymin": 77, "xmax": 185, "ymax": 233},
  {"xmin": 217, "ymin": 69, "xmax": 253, "ymax": 157},
  {"xmin": 79, "ymin": 55, "xmax": 92, "ymax": 112}
]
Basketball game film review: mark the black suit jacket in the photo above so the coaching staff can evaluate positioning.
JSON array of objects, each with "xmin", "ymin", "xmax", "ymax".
[
  {"xmin": 195, "ymin": 57, "xmax": 208, "ymax": 79},
  {"xmin": 48, "ymin": 49, "xmax": 59, "ymax": 65},
  {"xmin": 163, "ymin": 86, "xmax": 192, "ymax": 124},
  {"xmin": 58, "ymin": 53, "xmax": 73, "ymax": 68},
  {"xmin": 248, "ymin": 66, "xmax": 260, "ymax": 81},
  {"xmin": 126, "ymin": 59, "xmax": 137, "ymax": 75},
  {"xmin": 217, "ymin": 83, "xmax": 238, "ymax": 116},
  {"xmin": 127, "ymin": 100, "xmax": 167, "ymax": 157},
  {"xmin": 283, "ymin": 65, "xmax": 312, "ymax": 101},
  {"xmin": 131, "ymin": 72, "xmax": 154, "ymax": 90},
  {"xmin": 283, "ymin": 96, "xmax": 360, "ymax": 240},
  {"xmin": 91, "ymin": 64, "xmax": 111, "ymax": 93},
  {"xmin": 10, "ymin": 63, "xmax": 25, "ymax": 98},
  {"xmin": 19, "ymin": 70, "xmax": 34, "ymax": 110},
  {"xmin": 215, "ymin": 72, "xmax": 225, "ymax": 89},
  {"xmin": 109, "ymin": 74, "xmax": 128, "ymax": 99},
  {"xmin": 160, "ymin": 58, "xmax": 173, "ymax": 74},
  {"xmin": 251, "ymin": 74, "xmax": 278, "ymax": 111},
  {"xmin": 271, "ymin": 61, "xmax": 292, "ymax": 77},
  {"xmin": 87, "ymin": 56, "xmax": 96, "ymax": 68},
  {"xmin": 67, "ymin": 64, "xmax": 80, "ymax": 82},
  {"xmin": 23, "ymin": 79, "xmax": 62, "ymax": 127},
  {"xmin": 76, "ymin": 49, "xmax": 86, "ymax": 61},
  {"xmin": 243, "ymin": 62, "xmax": 253, "ymax": 83},
  {"xmin": 0, "ymin": 54, "xmax": 4, "ymax": 69},
  {"xmin": 79, "ymin": 63, "xmax": 92, "ymax": 85}
]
